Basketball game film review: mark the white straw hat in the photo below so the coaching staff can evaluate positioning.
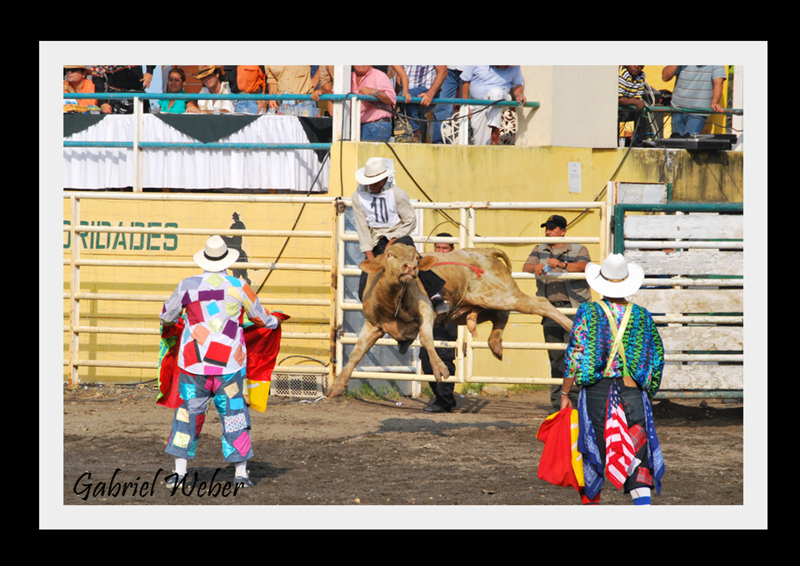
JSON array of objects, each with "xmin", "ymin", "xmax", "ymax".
[
  {"xmin": 193, "ymin": 235, "xmax": 239, "ymax": 272},
  {"xmin": 585, "ymin": 253, "xmax": 645, "ymax": 298},
  {"xmin": 355, "ymin": 157, "xmax": 394, "ymax": 185}
]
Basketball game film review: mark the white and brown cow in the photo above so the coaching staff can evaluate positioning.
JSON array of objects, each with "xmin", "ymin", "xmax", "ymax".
[{"xmin": 325, "ymin": 243, "xmax": 573, "ymax": 398}]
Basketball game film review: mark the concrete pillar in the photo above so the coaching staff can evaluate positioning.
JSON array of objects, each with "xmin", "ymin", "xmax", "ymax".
[
  {"xmin": 332, "ymin": 65, "xmax": 350, "ymax": 142},
  {"xmin": 516, "ymin": 65, "xmax": 619, "ymax": 149}
]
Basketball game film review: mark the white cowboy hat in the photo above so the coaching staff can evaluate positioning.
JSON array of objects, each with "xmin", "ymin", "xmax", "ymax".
[
  {"xmin": 193, "ymin": 235, "xmax": 239, "ymax": 272},
  {"xmin": 585, "ymin": 253, "xmax": 645, "ymax": 298},
  {"xmin": 355, "ymin": 157, "xmax": 394, "ymax": 186}
]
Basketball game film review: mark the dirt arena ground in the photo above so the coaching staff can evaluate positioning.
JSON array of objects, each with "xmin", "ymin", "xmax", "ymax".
[{"xmin": 58, "ymin": 381, "xmax": 751, "ymax": 521}]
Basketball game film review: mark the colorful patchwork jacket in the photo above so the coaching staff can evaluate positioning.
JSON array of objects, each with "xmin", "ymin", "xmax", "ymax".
[
  {"xmin": 160, "ymin": 271, "xmax": 280, "ymax": 376},
  {"xmin": 563, "ymin": 300, "xmax": 665, "ymax": 397}
]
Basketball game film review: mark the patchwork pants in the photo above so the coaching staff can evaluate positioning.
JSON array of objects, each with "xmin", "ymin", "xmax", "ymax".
[{"xmin": 165, "ymin": 369, "xmax": 254, "ymax": 463}]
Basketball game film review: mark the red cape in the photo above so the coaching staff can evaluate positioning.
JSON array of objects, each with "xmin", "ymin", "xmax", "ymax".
[
  {"xmin": 536, "ymin": 407, "xmax": 584, "ymax": 492},
  {"xmin": 157, "ymin": 312, "xmax": 288, "ymax": 410}
]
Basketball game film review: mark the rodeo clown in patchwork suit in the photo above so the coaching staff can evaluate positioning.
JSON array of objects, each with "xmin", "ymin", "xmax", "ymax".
[{"xmin": 160, "ymin": 236, "xmax": 282, "ymax": 489}]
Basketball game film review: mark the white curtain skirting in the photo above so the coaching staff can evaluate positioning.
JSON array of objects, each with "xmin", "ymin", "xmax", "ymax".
[{"xmin": 63, "ymin": 114, "xmax": 331, "ymax": 192}]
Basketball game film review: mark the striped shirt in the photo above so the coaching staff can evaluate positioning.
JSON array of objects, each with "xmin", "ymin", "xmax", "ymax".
[
  {"xmin": 670, "ymin": 65, "xmax": 726, "ymax": 114},
  {"xmin": 618, "ymin": 66, "xmax": 646, "ymax": 100}
]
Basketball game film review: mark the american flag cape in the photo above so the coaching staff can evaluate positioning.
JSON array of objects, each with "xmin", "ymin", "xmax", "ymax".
[
  {"xmin": 604, "ymin": 380, "xmax": 636, "ymax": 490},
  {"xmin": 157, "ymin": 312, "xmax": 288, "ymax": 413}
]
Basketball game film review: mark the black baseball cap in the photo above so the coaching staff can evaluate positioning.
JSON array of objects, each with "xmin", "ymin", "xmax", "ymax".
[{"xmin": 541, "ymin": 215, "xmax": 567, "ymax": 229}]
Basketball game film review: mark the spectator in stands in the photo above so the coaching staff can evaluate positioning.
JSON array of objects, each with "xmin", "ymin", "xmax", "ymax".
[
  {"xmin": 402, "ymin": 66, "xmax": 447, "ymax": 142},
  {"xmin": 432, "ymin": 66, "xmax": 465, "ymax": 144},
  {"xmin": 63, "ymin": 66, "xmax": 97, "ymax": 109},
  {"xmin": 662, "ymin": 65, "xmax": 726, "ymax": 137},
  {"xmin": 186, "ymin": 66, "xmax": 235, "ymax": 114},
  {"xmin": 618, "ymin": 65, "xmax": 647, "ymax": 146},
  {"xmin": 461, "ymin": 65, "xmax": 526, "ymax": 145},
  {"xmin": 350, "ymin": 66, "xmax": 397, "ymax": 142},
  {"xmin": 265, "ymin": 66, "xmax": 317, "ymax": 115},
  {"xmin": 159, "ymin": 67, "xmax": 188, "ymax": 114},
  {"xmin": 371, "ymin": 66, "xmax": 410, "ymax": 100},
  {"xmin": 232, "ymin": 66, "xmax": 267, "ymax": 114},
  {"xmin": 383, "ymin": 66, "xmax": 410, "ymax": 103},
  {"xmin": 420, "ymin": 233, "xmax": 459, "ymax": 413},
  {"xmin": 312, "ymin": 65, "xmax": 335, "ymax": 116},
  {"xmin": 93, "ymin": 65, "xmax": 155, "ymax": 114}
]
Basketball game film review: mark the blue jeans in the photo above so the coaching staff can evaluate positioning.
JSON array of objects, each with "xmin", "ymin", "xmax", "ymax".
[
  {"xmin": 671, "ymin": 112, "xmax": 707, "ymax": 137},
  {"xmin": 405, "ymin": 85, "xmax": 440, "ymax": 139},
  {"xmin": 360, "ymin": 119, "xmax": 392, "ymax": 142},
  {"xmin": 234, "ymin": 99, "xmax": 259, "ymax": 114},
  {"xmin": 432, "ymin": 69, "xmax": 463, "ymax": 144}
]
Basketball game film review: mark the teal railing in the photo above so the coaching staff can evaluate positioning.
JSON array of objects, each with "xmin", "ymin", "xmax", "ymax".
[
  {"xmin": 619, "ymin": 104, "xmax": 743, "ymax": 117},
  {"xmin": 63, "ymin": 92, "xmax": 538, "ymax": 151}
]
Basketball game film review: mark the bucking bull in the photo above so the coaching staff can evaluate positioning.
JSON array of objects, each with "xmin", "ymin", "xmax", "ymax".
[{"xmin": 325, "ymin": 243, "xmax": 574, "ymax": 398}]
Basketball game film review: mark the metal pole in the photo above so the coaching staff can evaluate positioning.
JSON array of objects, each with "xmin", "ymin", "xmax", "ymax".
[
  {"xmin": 133, "ymin": 96, "xmax": 143, "ymax": 192},
  {"xmin": 70, "ymin": 195, "xmax": 80, "ymax": 388}
]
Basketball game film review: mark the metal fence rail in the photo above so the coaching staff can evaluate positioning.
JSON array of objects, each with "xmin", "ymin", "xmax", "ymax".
[
  {"xmin": 63, "ymin": 191, "xmax": 744, "ymax": 399},
  {"xmin": 63, "ymin": 192, "xmax": 337, "ymax": 388},
  {"xmin": 333, "ymin": 198, "xmax": 607, "ymax": 391},
  {"xmin": 610, "ymin": 199, "xmax": 744, "ymax": 398}
]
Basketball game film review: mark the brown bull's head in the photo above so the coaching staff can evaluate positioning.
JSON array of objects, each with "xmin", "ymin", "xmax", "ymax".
[{"xmin": 360, "ymin": 243, "xmax": 437, "ymax": 285}]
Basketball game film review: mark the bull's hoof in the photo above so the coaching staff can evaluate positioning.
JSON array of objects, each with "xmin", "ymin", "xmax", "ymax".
[
  {"xmin": 489, "ymin": 337, "xmax": 504, "ymax": 360},
  {"xmin": 397, "ymin": 339, "xmax": 413, "ymax": 355},
  {"xmin": 490, "ymin": 345, "xmax": 503, "ymax": 361},
  {"xmin": 326, "ymin": 384, "xmax": 346, "ymax": 398}
]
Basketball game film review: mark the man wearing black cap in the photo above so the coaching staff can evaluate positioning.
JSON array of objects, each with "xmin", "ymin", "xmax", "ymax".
[{"xmin": 523, "ymin": 215, "xmax": 592, "ymax": 412}]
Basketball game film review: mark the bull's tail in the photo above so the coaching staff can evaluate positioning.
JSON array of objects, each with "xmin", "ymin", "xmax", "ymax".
[{"xmin": 490, "ymin": 249, "xmax": 513, "ymax": 273}]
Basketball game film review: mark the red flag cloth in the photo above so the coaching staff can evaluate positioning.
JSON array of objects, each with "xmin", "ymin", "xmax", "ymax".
[
  {"xmin": 604, "ymin": 381, "xmax": 635, "ymax": 490},
  {"xmin": 537, "ymin": 407, "xmax": 583, "ymax": 492},
  {"xmin": 243, "ymin": 325, "xmax": 279, "ymax": 381},
  {"xmin": 242, "ymin": 312, "xmax": 290, "ymax": 383},
  {"xmin": 242, "ymin": 313, "xmax": 288, "ymax": 412},
  {"xmin": 157, "ymin": 312, "xmax": 289, "ymax": 411},
  {"xmin": 157, "ymin": 320, "xmax": 185, "ymax": 409}
]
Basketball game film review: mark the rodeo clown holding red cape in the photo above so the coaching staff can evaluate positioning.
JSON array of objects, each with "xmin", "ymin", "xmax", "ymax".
[
  {"xmin": 537, "ymin": 254, "xmax": 665, "ymax": 505},
  {"xmin": 158, "ymin": 235, "xmax": 287, "ymax": 490}
]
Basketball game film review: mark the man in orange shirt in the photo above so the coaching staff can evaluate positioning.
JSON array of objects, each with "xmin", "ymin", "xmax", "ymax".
[
  {"xmin": 234, "ymin": 66, "xmax": 266, "ymax": 114},
  {"xmin": 63, "ymin": 65, "xmax": 97, "ymax": 108}
]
